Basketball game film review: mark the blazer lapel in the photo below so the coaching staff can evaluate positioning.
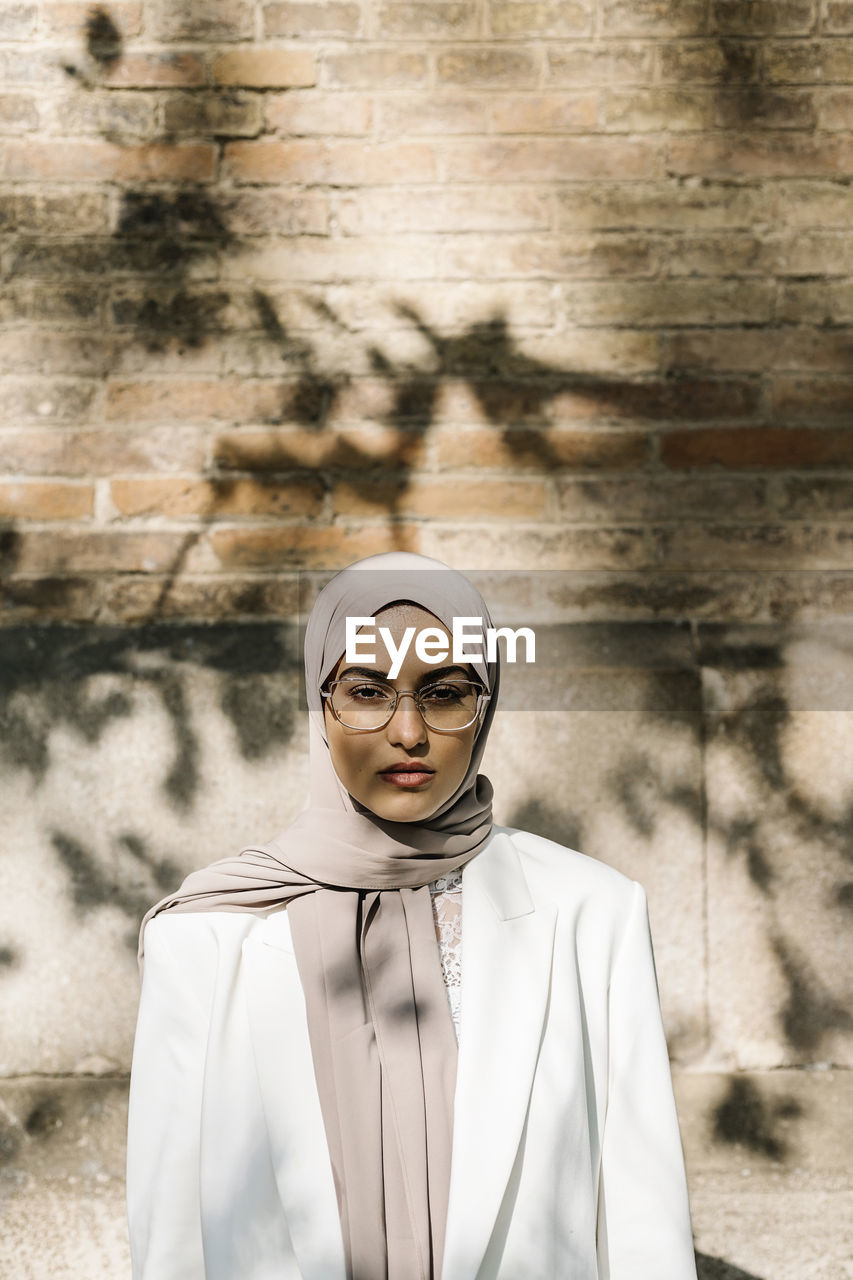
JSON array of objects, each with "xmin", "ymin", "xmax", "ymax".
[
  {"xmin": 442, "ymin": 831, "xmax": 558, "ymax": 1280},
  {"xmin": 242, "ymin": 912, "xmax": 348, "ymax": 1280}
]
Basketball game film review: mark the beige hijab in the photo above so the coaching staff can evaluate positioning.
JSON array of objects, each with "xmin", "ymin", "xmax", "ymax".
[{"xmin": 137, "ymin": 552, "xmax": 501, "ymax": 1280}]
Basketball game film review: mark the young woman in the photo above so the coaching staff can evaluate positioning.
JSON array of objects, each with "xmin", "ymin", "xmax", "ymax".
[{"xmin": 127, "ymin": 551, "xmax": 698, "ymax": 1280}]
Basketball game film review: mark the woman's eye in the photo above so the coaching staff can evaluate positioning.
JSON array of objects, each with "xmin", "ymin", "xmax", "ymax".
[
  {"xmin": 421, "ymin": 684, "xmax": 465, "ymax": 703},
  {"xmin": 348, "ymin": 684, "xmax": 392, "ymax": 702}
]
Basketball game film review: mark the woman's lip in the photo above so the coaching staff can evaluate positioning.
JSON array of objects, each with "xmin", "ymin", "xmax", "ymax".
[
  {"xmin": 378, "ymin": 766, "xmax": 435, "ymax": 788},
  {"xmin": 379, "ymin": 763, "xmax": 435, "ymax": 774}
]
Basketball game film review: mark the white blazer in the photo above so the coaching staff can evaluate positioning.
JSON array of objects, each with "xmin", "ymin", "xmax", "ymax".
[{"xmin": 126, "ymin": 826, "xmax": 698, "ymax": 1280}]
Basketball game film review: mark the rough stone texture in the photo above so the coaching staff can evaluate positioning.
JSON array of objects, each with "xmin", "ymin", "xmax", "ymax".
[
  {"xmin": 1, "ymin": 1, "xmax": 853, "ymax": 615},
  {"xmin": 2, "ymin": 0, "xmax": 853, "ymax": 1271}
]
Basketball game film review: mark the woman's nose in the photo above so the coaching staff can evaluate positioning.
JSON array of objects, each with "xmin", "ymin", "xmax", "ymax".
[{"xmin": 386, "ymin": 692, "xmax": 428, "ymax": 747}]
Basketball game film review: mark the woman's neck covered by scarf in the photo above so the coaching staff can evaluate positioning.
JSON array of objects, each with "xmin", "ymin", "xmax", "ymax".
[{"xmin": 135, "ymin": 551, "xmax": 501, "ymax": 1280}]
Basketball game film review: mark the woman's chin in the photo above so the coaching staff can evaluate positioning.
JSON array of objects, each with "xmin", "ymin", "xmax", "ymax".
[{"xmin": 363, "ymin": 789, "xmax": 442, "ymax": 824}]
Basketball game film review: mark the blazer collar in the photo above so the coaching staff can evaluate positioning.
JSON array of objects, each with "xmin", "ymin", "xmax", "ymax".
[{"xmin": 242, "ymin": 827, "xmax": 557, "ymax": 1280}]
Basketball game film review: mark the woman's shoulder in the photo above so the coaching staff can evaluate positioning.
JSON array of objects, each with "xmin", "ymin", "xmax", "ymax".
[
  {"xmin": 491, "ymin": 824, "xmax": 641, "ymax": 911},
  {"xmin": 142, "ymin": 904, "xmax": 283, "ymax": 969}
]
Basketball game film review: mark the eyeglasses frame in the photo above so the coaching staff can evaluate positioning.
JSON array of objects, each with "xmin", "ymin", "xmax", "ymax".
[{"xmin": 320, "ymin": 676, "xmax": 491, "ymax": 733}]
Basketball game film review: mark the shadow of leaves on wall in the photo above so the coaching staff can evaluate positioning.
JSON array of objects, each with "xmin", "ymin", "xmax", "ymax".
[
  {"xmin": 712, "ymin": 1075, "xmax": 802, "ymax": 1162},
  {"xmin": 696, "ymin": 1254, "xmax": 766, "ymax": 1280}
]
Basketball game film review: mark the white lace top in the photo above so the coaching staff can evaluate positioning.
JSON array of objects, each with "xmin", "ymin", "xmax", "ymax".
[{"xmin": 428, "ymin": 868, "xmax": 463, "ymax": 1043}]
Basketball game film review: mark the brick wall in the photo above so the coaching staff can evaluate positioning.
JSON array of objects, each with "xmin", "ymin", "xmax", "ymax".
[{"xmin": 2, "ymin": 0, "xmax": 852, "ymax": 622}]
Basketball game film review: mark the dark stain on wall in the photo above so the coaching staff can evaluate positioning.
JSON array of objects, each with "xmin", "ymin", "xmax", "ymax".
[
  {"xmin": 696, "ymin": 1253, "xmax": 766, "ymax": 1280},
  {"xmin": 712, "ymin": 1076, "xmax": 802, "ymax": 1162},
  {"xmin": 85, "ymin": 6, "xmax": 122, "ymax": 67}
]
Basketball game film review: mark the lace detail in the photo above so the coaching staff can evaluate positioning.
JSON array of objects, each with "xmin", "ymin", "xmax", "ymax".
[{"xmin": 429, "ymin": 868, "xmax": 463, "ymax": 1044}]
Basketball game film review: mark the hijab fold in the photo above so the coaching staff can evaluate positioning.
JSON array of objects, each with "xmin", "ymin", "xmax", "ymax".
[{"xmin": 137, "ymin": 552, "xmax": 500, "ymax": 1280}]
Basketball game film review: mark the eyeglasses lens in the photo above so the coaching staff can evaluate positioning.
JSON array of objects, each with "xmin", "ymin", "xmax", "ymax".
[{"xmin": 330, "ymin": 680, "xmax": 480, "ymax": 730}]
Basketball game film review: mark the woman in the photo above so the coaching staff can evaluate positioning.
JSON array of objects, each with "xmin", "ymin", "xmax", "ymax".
[{"xmin": 127, "ymin": 551, "xmax": 698, "ymax": 1280}]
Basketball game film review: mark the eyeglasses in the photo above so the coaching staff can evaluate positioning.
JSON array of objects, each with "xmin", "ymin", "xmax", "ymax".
[{"xmin": 321, "ymin": 678, "xmax": 489, "ymax": 732}]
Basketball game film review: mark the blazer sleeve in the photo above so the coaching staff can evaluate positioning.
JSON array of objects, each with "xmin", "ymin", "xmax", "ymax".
[
  {"xmin": 126, "ymin": 916, "xmax": 211, "ymax": 1280},
  {"xmin": 595, "ymin": 880, "xmax": 698, "ymax": 1280}
]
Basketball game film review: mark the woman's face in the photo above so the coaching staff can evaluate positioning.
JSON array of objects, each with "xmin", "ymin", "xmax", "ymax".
[{"xmin": 322, "ymin": 604, "xmax": 480, "ymax": 823}]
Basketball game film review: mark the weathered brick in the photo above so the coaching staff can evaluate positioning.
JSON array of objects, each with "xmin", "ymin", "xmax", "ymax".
[
  {"xmin": 521, "ymin": 328, "xmax": 661, "ymax": 376},
  {"xmin": 333, "ymin": 474, "xmax": 550, "ymax": 518},
  {"xmin": 7, "ymin": 192, "xmax": 109, "ymax": 234},
  {"xmin": 152, "ymin": 0, "xmax": 255, "ymax": 40},
  {"xmin": 601, "ymin": 0, "xmax": 707, "ymax": 34},
  {"xmin": 771, "ymin": 377, "xmax": 853, "ymax": 423},
  {"xmin": 0, "ymin": 139, "xmax": 216, "ymax": 182},
  {"xmin": 660, "ymin": 427, "xmax": 853, "ymax": 469},
  {"xmin": 212, "ymin": 425, "xmax": 428, "ymax": 471},
  {"xmin": 108, "ymin": 285, "xmax": 235, "ymax": 334},
  {"xmin": 649, "ymin": 522, "xmax": 853, "ymax": 570},
  {"xmin": 322, "ymin": 48, "xmax": 428, "ymax": 86},
  {"xmin": 232, "ymin": 236, "xmax": 439, "ymax": 280},
  {"xmin": 4, "ymin": 530, "xmax": 200, "ymax": 574},
  {"xmin": 0, "ymin": 47, "xmax": 72, "ymax": 86},
  {"xmin": 558, "ymin": 280, "xmax": 775, "ymax": 326},
  {"xmin": 659, "ymin": 233, "xmax": 775, "ymax": 277},
  {"xmin": 99, "ymin": 574, "xmax": 302, "ymax": 623},
  {"xmin": 416, "ymin": 522, "xmax": 655, "ymax": 570},
  {"xmin": 163, "ymin": 92, "xmax": 263, "ymax": 137},
  {"xmin": 8, "ymin": 238, "xmax": 216, "ymax": 280},
  {"xmin": 0, "ymin": 576, "xmax": 101, "ymax": 623},
  {"xmin": 778, "ymin": 279, "xmax": 853, "ymax": 324},
  {"xmin": 376, "ymin": 93, "xmax": 495, "ymax": 136},
  {"xmin": 105, "ymin": 378, "xmax": 286, "ymax": 424},
  {"xmin": 109, "ymin": 474, "xmax": 326, "ymax": 519},
  {"xmin": 774, "ymin": 231, "xmax": 853, "ymax": 276},
  {"xmin": 666, "ymin": 134, "xmax": 853, "ymax": 179},
  {"xmin": 266, "ymin": 91, "xmax": 372, "ymax": 135},
  {"xmin": 658, "ymin": 40, "xmax": 759, "ymax": 83},
  {"xmin": 488, "ymin": 2, "xmax": 591, "ymax": 37},
  {"xmin": 101, "ymin": 50, "xmax": 206, "ymax": 87},
  {"xmin": 0, "ymin": 428, "xmax": 209, "ymax": 475},
  {"xmin": 0, "ymin": 481, "xmax": 94, "ymax": 519},
  {"xmin": 223, "ymin": 138, "xmax": 436, "ymax": 183},
  {"xmin": 0, "ymin": 1, "xmax": 37, "ymax": 37},
  {"xmin": 711, "ymin": 0, "xmax": 816, "ymax": 33},
  {"xmin": 336, "ymin": 187, "xmax": 552, "ymax": 233},
  {"xmin": 42, "ymin": 90, "xmax": 157, "ymax": 138},
  {"xmin": 209, "ymin": 523, "xmax": 422, "ymax": 568},
  {"xmin": 604, "ymin": 88, "xmax": 710, "ymax": 132},
  {"xmin": 264, "ymin": 2, "xmax": 363, "ymax": 36},
  {"xmin": 555, "ymin": 474, "xmax": 769, "ymax": 521},
  {"xmin": 217, "ymin": 189, "xmax": 330, "ymax": 235},
  {"xmin": 40, "ymin": 0, "xmax": 142, "ymax": 37},
  {"xmin": 433, "ymin": 425, "xmax": 649, "ymax": 470},
  {"xmin": 2, "ymin": 283, "xmax": 103, "ymax": 325},
  {"xmin": 440, "ymin": 233, "xmax": 657, "ymax": 279},
  {"xmin": 556, "ymin": 181, "xmax": 770, "ymax": 231},
  {"xmin": 779, "ymin": 475, "xmax": 853, "ymax": 518},
  {"xmin": 0, "ymin": 379, "xmax": 98, "ymax": 424},
  {"xmin": 765, "ymin": 39, "xmax": 853, "ymax": 83},
  {"xmin": 211, "ymin": 48, "xmax": 317, "ymax": 87},
  {"xmin": 440, "ymin": 137, "xmax": 661, "ymax": 181},
  {"xmin": 377, "ymin": 2, "xmax": 476, "ymax": 36},
  {"xmin": 816, "ymin": 87, "xmax": 853, "ymax": 130},
  {"xmin": 824, "ymin": 1, "xmax": 853, "ymax": 32},
  {"xmin": 663, "ymin": 327, "xmax": 853, "ymax": 374},
  {"xmin": 713, "ymin": 88, "xmax": 816, "ymax": 130},
  {"xmin": 490, "ymin": 92, "xmax": 598, "ymax": 132},
  {"xmin": 435, "ymin": 47, "xmax": 541, "ymax": 87},
  {"xmin": 0, "ymin": 331, "xmax": 110, "ymax": 376},
  {"xmin": 0, "ymin": 93, "xmax": 39, "ymax": 132}
]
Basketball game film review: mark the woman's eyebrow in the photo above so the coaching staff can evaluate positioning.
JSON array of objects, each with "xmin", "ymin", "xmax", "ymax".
[
  {"xmin": 335, "ymin": 664, "xmax": 473, "ymax": 684},
  {"xmin": 419, "ymin": 665, "xmax": 472, "ymax": 683},
  {"xmin": 337, "ymin": 665, "xmax": 390, "ymax": 680}
]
